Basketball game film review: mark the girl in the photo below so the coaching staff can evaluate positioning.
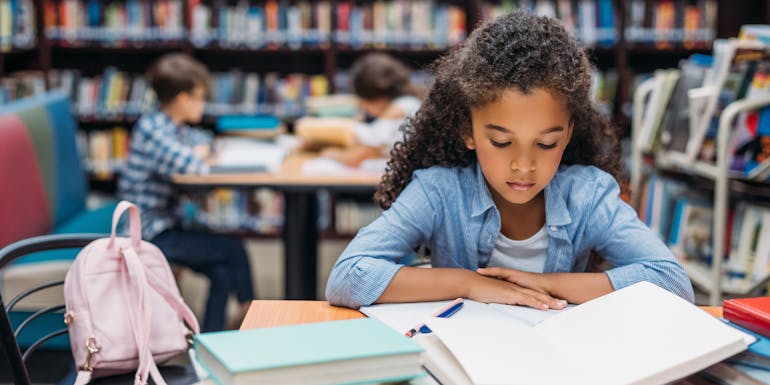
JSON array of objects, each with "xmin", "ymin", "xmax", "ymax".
[
  {"xmin": 325, "ymin": 11, "xmax": 693, "ymax": 309},
  {"xmin": 321, "ymin": 53, "xmax": 422, "ymax": 167}
]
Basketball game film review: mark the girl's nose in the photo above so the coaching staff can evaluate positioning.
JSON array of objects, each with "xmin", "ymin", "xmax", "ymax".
[{"xmin": 510, "ymin": 155, "xmax": 535, "ymax": 172}]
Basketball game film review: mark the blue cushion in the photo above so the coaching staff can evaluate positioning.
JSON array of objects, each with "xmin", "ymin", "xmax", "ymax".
[
  {"xmin": 12, "ymin": 201, "xmax": 117, "ymax": 265},
  {"xmin": 10, "ymin": 311, "xmax": 70, "ymax": 350}
]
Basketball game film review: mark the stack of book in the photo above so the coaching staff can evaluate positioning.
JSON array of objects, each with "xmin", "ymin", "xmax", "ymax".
[
  {"xmin": 194, "ymin": 318, "xmax": 425, "ymax": 385},
  {"xmin": 723, "ymin": 297, "xmax": 770, "ymax": 382}
]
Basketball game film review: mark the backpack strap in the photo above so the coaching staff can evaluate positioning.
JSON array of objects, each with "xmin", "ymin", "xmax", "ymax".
[
  {"xmin": 109, "ymin": 201, "xmax": 142, "ymax": 250},
  {"xmin": 143, "ymin": 268, "xmax": 200, "ymax": 334},
  {"xmin": 74, "ymin": 370, "xmax": 92, "ymax": 385},
  {"xmin": 122, "ymin": 246, "xmax": 166, "ymax": 385}
]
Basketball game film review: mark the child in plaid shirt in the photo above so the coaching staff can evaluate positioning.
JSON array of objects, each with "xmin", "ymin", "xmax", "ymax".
[{"xmin": 118, "ymin": 53, "xmax": 254, "ymax": 331}]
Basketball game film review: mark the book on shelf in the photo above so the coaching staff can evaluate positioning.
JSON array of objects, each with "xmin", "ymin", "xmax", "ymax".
[
  {"xmin": 637, "ymin": 68, "xmax": 680, "ymax": 152},
  {"xmin": 48, "ymin": 68, "xmax": 329, "ymax": 121},
  {"xmin": 641, "ymin": 172, "xmax": 770, "ymax": 293},
  {"xmin": 44, "ymin": 0, "xmax": 185, "ymax": 44},
  {"xmin": 684, "ymin": 39, "xmax": 770, "ymax": 165},
  {"xmin": 640, "ymin": 174, "xmax": 689, "ymax": 243},
  {"xmin": 480, "ymin": 0, "xmax": 616, "ymax": 47},
  {"xmin": 669, "ymin": 197, "xmax": 714, "ymax": 264},
  {"xmin": 77, "ymin": 126, "xmax": 129, "ymax": 180},
  {"xmin": 364, "ymin": 282, "xmax": 751, "ymax": 385},
  {"xmin": 180, "ymin": 187, "xmax": 283, "ymax": 234},
  {"xmin": 724, "ymin": 203, "xmax": 770, "ymax": 290},
  {"xmin": 659, "ymin": 54, "xmax": 712, "ymax": 154},
  {"xmin": 734, "ymin": 106, "xmax": 770, "ymax": 179},
  {"xmin": 0, "ymin": 70, "xmax": 46, "ymax": 103},
  {"xmin": 625, "ymin": 0, "xmax": 716, "ymax": 47},
  {"xmin": 334, "ymin": 0, "xmax": 465, "ymax": 50},
  {"xmin": 193, "ymin": 318, "xmax": 425, "ymax": 385}
]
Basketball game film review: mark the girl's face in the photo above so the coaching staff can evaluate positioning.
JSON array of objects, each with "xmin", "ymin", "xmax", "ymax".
[{"xmin": 465, "ymin": 88, "xmax": 572, "ymax": 207}]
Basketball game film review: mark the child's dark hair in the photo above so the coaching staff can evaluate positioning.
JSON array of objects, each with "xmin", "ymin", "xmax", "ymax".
[
  {"xmin": 147, "ymin": 53, "xmax": 210, "ymax": 105},
  {"xmin": 375, "ymin": 11, "xmax": 626, "ymax": 209},
  {"xmin": 350, "ymin": 53, "xmax": 419, "ymax": 100}
]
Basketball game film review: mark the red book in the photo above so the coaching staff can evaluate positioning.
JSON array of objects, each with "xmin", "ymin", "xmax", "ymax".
[{"xmin": 723, "ymin": 297, "xmax": 770, "ymax": 338}]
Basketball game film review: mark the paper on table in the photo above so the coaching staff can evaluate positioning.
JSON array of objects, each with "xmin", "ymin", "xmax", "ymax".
[
  {"xmin": 359, "ymin": 299, "xmax": 567, "ymax": 335},
  {"xmin": 214, "ymin": 138, "xmax": 287, "ymax": 173},
  {"xmin": 300, "ymin": 157, "xmax": 386, "ymax": 176}
]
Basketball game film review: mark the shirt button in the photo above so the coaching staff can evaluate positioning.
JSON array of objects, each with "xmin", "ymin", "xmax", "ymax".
[{"xmin": 550, "ymin": 226, "xmax": 557, "ymax": 231}]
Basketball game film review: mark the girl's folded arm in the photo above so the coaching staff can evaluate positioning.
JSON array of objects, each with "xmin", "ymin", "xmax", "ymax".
[{"xmin": 588, "ymin": 173, "xmax": 695, "ymax": 302}]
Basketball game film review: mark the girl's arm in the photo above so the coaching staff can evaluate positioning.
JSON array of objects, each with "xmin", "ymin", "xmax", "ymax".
[
  {"xmin": 476, "ymin": 268, "xmax": 612, "ymax": 304},
  {"xmin": 586, "ymin": 172, "xmax": 694, "ymax": 302},
  {"xmin": 380, "ymin": 267, "xmax": 568, "ymax": 310},
  {"xmin": 478, "ymin": 170, "xmax": 694, "ymax": 304},
  {"xmin": 325, "ymin": 170, "xmax": 566, "ymax": 309}
]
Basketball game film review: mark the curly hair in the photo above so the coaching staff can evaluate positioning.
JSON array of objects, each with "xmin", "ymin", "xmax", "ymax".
[{"xmin": 375, "ymin": 11, "xmax": 626, "ymax": 209}]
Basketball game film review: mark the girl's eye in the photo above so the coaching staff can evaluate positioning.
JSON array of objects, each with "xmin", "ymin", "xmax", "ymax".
[
  {"xmin": 490, "ymin": 140, "xmax": 511, "ymax": 148},
  {"xmin": 538, "ymin": 143, "xmax": 558, "ymax": 149}
]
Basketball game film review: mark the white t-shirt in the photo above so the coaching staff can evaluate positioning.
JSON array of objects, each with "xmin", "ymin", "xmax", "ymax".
[
  {"xmin": 353, "ymin": 95, "xmax": 421, "ymax": 150},
  {"xmin": 487, "ymin": 226, "xmax": 548, "ymax": 273}
]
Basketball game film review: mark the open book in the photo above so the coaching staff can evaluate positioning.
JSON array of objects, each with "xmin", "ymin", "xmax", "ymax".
[
  {"xmin": 211, "ymin": 137, "xmax": 288, "ymax": 174},
  {"xmin": 362, "ymin": 282, "xmax": 753, "ymax": 385}
]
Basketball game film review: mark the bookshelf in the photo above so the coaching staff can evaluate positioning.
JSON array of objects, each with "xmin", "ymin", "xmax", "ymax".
[
  {"xmin": 2, "ymin": 1, "xmax": 764, "ymax": 129},
  {"xmin": 630, "ymin": 38, "xmax": 770, "ymax": 305},
  {"xmin": 3, "ymin": 0, "xmax": 768, "ymax": 241}
]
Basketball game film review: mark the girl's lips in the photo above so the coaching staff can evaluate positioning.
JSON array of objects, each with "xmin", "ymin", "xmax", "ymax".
[{"xmin": 507, "ymin": 181, "xmax": 535, "ymax": 191}]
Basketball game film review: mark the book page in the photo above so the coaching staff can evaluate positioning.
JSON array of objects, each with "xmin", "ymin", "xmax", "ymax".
[
  {"xmin": 534, "ymin": 282, "xmax": 747, "ymax": 385},
  {"xmin": 425, "ymin": 318, "xmax": 583, "ymax": 385},
  {"xmin": 487, "ymin": 303, "xmax": 575, "ymax": 327},
  {"xmin": 412, "ymin": 334, "xmax": 473, "ymax": 385}
]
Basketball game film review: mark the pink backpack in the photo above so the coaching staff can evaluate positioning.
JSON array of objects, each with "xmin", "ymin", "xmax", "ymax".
[{"xmin": 64, "ymin": 201, "xmax": 200, "ymax": 385}]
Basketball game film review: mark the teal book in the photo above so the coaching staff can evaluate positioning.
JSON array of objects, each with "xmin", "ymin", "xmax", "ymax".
[
  {"xmin": 194, "ymin": 318, "xmax": 425, "ymax": 385},
  {"xmin": 216, "ymin": 115, "xmax": 281, "ymax": 131}
]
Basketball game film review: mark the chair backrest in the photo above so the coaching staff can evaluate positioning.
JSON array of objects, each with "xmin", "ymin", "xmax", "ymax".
[
  {"xmin": 0, "ymin": 92, "xmax": 87, "ymax": 248},
  {"xmin": 0, "ymin": 234, "xmax": 102, "ymax": 385}
]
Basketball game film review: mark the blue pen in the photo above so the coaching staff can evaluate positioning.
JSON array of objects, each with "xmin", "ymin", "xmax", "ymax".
[{"xmin": 405, "ymin": 298, "xmax": 464, "ymax": 338}]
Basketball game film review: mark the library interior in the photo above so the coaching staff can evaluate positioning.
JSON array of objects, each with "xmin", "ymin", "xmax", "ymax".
[{"xmin": 2, "ymin": 1, "xmax": 770, "ymax": 385}]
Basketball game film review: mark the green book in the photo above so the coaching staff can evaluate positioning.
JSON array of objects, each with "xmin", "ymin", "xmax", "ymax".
[{"xmin": 194, "ymin": 318, "xmax": 425, "ymax": 385}]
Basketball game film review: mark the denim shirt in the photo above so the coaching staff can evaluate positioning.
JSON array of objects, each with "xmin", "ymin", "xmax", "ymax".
[{"xmin": 325, "ymin": 163, "xmax": 694, "ymax": 308}]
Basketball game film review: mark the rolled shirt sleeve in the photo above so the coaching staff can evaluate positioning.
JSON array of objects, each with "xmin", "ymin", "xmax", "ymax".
[
  {"xmin": 325, "ymin": 173, "xmax": 437, "ymax": 308},
  {"xmin": 588, "ymin": 172, "xmax": 695, "ymax": 302}
]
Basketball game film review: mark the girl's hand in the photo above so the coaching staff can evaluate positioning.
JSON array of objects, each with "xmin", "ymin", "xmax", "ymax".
[
  {"xmin": 476, "ymin": 267, "xmax": 554, "ymax": 295},
  {"xmin": 466, "ymin": 273, "xmax": 567, "ymax": 310}
]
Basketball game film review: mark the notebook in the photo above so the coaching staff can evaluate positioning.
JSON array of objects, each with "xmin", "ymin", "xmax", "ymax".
[
  {"xmin": 194, "ymin": 318, "xmax": 425, "ymax": 385},
  {"xmin": 366, "ymin": 282, "xmax": 751, "ymax": 385},
  {"xmin": 211, "ymin": 137, "xmax": 287, "ymax": 174}
]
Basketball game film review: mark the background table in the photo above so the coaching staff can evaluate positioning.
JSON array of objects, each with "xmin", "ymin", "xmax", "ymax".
[{"xmin": 174, "ymin": 153, "xmax": 381, "ymax": 299}]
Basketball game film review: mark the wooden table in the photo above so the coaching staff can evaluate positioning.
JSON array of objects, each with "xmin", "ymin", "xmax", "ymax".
[
  {"xmin": 240, "ymin": 300, "xmax": 365, "ymax": 330},
  {"xmin": 174, "ymin": 153, "xmax": 381, "ymax": 300},
  {"xmin": 240, "ymin": 301, "xmax": 754, "ymax": 385},
  {"xmin": 240, "ymin": 300, "xmax": 725, "ymax": 330}
]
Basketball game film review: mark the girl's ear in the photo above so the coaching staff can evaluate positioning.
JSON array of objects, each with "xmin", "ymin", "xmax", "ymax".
[{"xmin": 464, "ymin": 135, "xmax": 476, "ymax": 150}]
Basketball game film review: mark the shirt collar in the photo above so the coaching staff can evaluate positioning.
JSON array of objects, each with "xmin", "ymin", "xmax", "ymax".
[
  {"xmin": 154, "ymin": 110, "xmax": 181, "ymax": 132},
  {"xmin": 471, "ymin": 162, "xmax": 496, "ymax": 218},
  {"xmin": 470, "ymin": 162, "xmax": 572, "ymax": 226}
]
